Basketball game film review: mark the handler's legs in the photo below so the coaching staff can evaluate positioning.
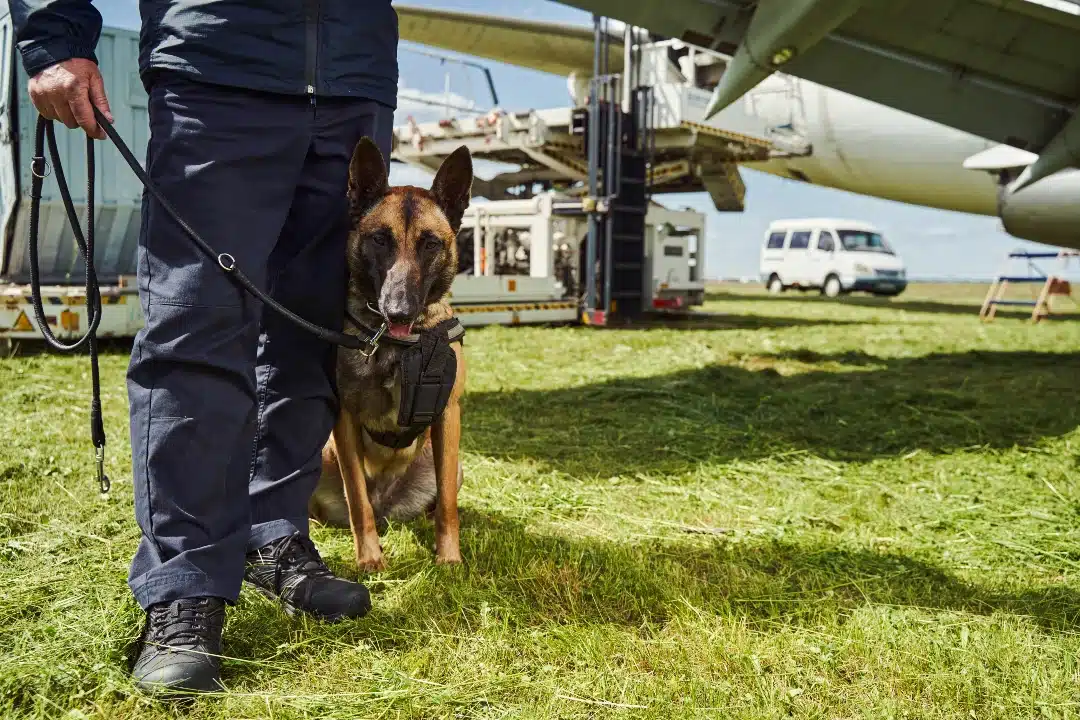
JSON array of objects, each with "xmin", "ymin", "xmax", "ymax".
[{"xmin": 125, "ymin": 75, "xmax": 311, "ymax": 693}]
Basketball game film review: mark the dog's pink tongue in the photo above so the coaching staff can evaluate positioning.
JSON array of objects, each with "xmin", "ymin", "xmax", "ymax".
[{"xmin": 388, "ymin": 322, "xmax": 413, "ymax": 339}]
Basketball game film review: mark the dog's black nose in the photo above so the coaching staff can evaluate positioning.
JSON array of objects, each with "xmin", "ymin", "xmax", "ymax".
[
  {"xmin": 386, "ymin": 312, "xmax": 413, "ymax": 326},
  {"xmin": 380, "ymin": 264, "xmax": 420, "ymax": 325},
  {"xmin": 381, "ymin": 291, "xmax": 418, "ymax": 326}
]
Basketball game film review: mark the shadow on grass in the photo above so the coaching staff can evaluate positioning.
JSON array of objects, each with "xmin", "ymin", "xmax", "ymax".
[
  {"xmin": 215, "ymin": 508, "xmax": 1080, "ymax": 685},
  {"xmin": 703, "ymin": 290, "xmax": 1079, "ymax": 319},
  {"xmin": 461, "ymin": 350, "xmax": 1080, "ymax": 473}
]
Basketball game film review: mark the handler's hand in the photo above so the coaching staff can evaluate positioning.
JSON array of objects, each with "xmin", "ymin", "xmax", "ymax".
[{"xmin": 28, "ymin": 58, "xmax": 114, "ymax": 140}]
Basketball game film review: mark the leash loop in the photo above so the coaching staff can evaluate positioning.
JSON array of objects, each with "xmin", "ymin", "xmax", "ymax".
[{"xmin": 30, "ymin": 156, "xmax": 50, "ymax": 179}]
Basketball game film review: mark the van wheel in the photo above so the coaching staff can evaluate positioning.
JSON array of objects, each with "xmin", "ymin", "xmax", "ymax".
[
  {"xmin": 767, "ymin": 275, "xmax": 784, "ymax": 294},
  {"xmin": 822, "ymin": 274, "xmax": 842, "ymax": 298}
]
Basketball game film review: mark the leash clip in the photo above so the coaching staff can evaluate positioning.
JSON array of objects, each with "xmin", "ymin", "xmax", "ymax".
[
  {"xmin": 95, "ymin": 445, "xmax": 111, "ymax": 498},
  {"xmin": 360, "ymin": 323, "xmax": 387, "ymax": 361}
]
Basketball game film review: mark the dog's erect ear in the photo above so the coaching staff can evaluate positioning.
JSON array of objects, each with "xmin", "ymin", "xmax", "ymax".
[
  {"xmin": 430, "ymin": 145, "xmax": 473, "ymax": 231},
  {"xmin": 349, "ymin": 137, "xmax": 389, "ymax": 217}
]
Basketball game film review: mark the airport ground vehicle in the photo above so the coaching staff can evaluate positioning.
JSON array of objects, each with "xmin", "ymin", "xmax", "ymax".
[
  {"xmin": 452, "ymin": 193, "xmax": 706, "ymax": 324},
  {"xmin": 759, "ymin": 218, "xmax": 907, "ymax": 298}
]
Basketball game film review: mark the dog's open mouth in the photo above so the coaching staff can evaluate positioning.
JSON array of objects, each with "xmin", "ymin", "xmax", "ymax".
[{"xmin": 387, "ymin": 321, "xmax": 414, "ymax": 339}]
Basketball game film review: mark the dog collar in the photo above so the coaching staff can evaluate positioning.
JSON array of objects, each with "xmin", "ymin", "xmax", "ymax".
[{"xmin": 344, "ymin": 310, "xmax": 465, "ymax": 359}]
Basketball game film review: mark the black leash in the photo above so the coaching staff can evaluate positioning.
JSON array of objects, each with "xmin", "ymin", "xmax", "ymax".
[
  {"xmin": 27, "ymin": 108, "xmax": 388, "ymax": 498},
  {"xmin": 28, "ymin": 115, "xmax": 110, "ymax": 496}
]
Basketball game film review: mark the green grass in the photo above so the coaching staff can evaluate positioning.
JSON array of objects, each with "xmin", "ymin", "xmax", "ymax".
[{"xmin": 2, "ymin": 282, "xmax": 1080, "ymax": 718}]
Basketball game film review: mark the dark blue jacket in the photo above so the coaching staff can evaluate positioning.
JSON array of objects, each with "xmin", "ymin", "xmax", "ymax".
[{"xmin": 8, "ymin": 0, "xmax": 399, "ymax": 108}]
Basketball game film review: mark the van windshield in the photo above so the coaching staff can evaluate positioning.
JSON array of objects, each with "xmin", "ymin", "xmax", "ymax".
[{"xmin": 837, "ymin": 230, "xmax": 892, "ymax": 254}]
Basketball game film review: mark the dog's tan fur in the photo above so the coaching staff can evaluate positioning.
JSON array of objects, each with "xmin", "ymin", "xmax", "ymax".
[{"xmin": 309, "ymin": 139, "xmax": 472, "ymax": 571}]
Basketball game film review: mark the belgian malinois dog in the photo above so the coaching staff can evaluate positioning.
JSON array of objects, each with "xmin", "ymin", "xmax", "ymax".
[{"xmin": 309, "ymin": 138, "xmax": 472, "ymax": 571}]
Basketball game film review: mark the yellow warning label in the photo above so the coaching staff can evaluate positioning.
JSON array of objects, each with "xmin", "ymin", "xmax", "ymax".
[
  {"xmin": 60, "ymin": 309, "xmax": 80, "ymax": 332},
  {"xmin": 11, "ymin": 310, "xmax": 33, "ymax": 332}
]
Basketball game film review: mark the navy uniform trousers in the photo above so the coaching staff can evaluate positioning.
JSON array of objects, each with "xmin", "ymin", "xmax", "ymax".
[{"xmin": 125, "ymin": 72, "xmax": 394, "ymax": 609}]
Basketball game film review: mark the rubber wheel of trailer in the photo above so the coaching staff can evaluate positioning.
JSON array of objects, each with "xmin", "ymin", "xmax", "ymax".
[
  {"xmin": 767, "ymin": 275, "xmax": 784, "ymax": 294},
  {"xmin": 822, "ymin": 274, "xmax": 842, "ymax": 298}
]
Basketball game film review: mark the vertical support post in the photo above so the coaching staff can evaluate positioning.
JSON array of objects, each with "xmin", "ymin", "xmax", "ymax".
[
  {"xmin": 622, "ymin": 25, "xmax": 634, "ymax": 114},
  {"xmin": 473, "ymin": 209, "xmax": 483, "ymax": 276},
  {"xmin": 443, "ymin": 67, "xmax": 452, "ymax": 120},
  {"xmin": 603, "ymin": 69, "xmax": 618, "ymax": 314},
  {"xmin": 483, "ymin": 215, "xmax": 494, "ymax": 276},
  {"xmin": 531, "ymin": 196, "xmax": 551, "ymax": 279},
  {"xmin": 584, "ymin": 14, "xmax": 603, "ymax": 314}
]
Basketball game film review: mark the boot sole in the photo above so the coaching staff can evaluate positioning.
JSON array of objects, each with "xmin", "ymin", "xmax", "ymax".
[{"xmin": 135, "ymin": 676, "xmax": 223, "ymax": 697}]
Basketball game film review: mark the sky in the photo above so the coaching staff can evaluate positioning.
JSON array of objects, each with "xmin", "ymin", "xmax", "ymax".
[{"xmin": 91, "ymin": 0, "xmax": 1073, "ymax": 282}]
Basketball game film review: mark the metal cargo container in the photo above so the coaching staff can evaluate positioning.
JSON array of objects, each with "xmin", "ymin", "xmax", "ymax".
[{"xmin": 0, "ymin": 12, "xmax": 147, "ymax": 284}]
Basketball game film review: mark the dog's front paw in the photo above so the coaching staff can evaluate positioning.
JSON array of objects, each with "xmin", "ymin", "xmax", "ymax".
[
  {"xmin": 434, "ymin": 539, "xmax": 462, "ymax": 565},
  {"xmin": 435, "ymin": 552, "xmax": 462, "ymax": 566},
  {"xmin": 357, "ymin": 554, "xmax": 387, "ymax": 573},
  {"xmin": 356, "ymin": 535, "xmax": 386, "ymax": 573}
]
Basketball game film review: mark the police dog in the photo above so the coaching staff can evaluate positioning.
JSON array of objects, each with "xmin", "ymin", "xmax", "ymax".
[{"xmin": 309, "ymin": 138, "xmax": 471, "ymax": 571}]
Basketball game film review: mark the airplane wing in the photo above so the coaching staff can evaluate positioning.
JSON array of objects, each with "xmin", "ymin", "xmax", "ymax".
[
  {"xmin": 395, "ymin": 5, "xmax": 623, "ymax": 78},
  {"xmin": 553, "ymin": 0, "xmax": 1080, "ymax": 187}
]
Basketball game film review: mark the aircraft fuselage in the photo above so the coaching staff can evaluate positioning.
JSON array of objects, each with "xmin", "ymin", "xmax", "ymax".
[
  {"xmin": 740, "ymin": 74, "xmax": 1000, "ymax": 217},
  {"xmin": 734, "ymin": 73, "xmax": 1080, "ymax": 251}
]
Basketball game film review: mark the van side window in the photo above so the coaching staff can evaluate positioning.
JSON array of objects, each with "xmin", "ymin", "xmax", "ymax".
[
  {"xmin": 789, "ymin": 231, "xmax": 811, "ymax": 249},
  {"xmin": 817, "ymin": 231, "xmax": 836, "ymax": 252},
  {"xmin": 766, "ymin": 232, "xmax": 786, "ymax": 249}
]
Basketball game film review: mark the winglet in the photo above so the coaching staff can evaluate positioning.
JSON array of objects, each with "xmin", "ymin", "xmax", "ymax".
[{"xmin": 704, "ymin": 0, "xmax": 864, "ymax": 120}]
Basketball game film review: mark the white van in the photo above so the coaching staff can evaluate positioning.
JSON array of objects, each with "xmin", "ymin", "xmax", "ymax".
[{"xmin": 759, "ymin": 218, "xmax": 907, "ymax": 297}]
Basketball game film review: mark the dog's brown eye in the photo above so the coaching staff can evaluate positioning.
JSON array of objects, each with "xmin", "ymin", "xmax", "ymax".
[
  {"xmin": 421, "ymin": 232, "xmax": 442, "ymax": 253},
  {"xmin": 368, "ymin": 229, "xmax": 391, "ymax": 248}
]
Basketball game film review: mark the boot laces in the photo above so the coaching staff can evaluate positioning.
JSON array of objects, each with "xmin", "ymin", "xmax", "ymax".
[
  {"xmin": 146, "ymin": 598, "xmax": 217, "ymax": 647},
  {"xmin": 257, "ymin": 533, "xmax": 333, "ymax": 594}
]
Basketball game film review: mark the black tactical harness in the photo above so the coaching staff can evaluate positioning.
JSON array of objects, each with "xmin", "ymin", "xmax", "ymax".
[{"xmin": 346, "ymin": 312, "xmax": 466, "ymax": 450}]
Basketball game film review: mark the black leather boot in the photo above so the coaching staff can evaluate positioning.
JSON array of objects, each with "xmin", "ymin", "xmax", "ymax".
[
  {"xmin": 132, "ymin": 597, "xmax": 225, "ymax": 694},
  {"xmin": 245, "ymin": 533, "xmax": 371, "ymax": 622}
]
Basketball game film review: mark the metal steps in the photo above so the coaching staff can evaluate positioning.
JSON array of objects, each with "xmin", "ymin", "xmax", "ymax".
[{"xmin": 979, "ymin": 249, "xmax": 1078, "ymax": 322}]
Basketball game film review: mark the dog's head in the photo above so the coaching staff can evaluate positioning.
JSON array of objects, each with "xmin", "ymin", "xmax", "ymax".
[{"xmin": 346, "ymin": 137, "xmax": 473, "ymax": 338}]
